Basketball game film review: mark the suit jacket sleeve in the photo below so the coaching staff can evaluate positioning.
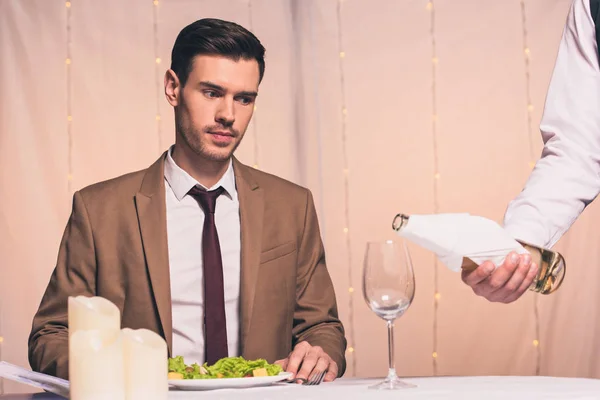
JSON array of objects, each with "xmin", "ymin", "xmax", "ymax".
[
  {"xmin": 292, "ymin": 189, "xmax": 347, "ymax": 376},
  {"xmin": 28, "ymin": 191, "xmax": 97, "ymax": 379}
]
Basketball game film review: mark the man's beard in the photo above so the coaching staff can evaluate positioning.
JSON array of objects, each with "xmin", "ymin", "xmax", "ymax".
[{"xmin": 176, "ymin": 118, "xmax": 242, "ymax": 162}]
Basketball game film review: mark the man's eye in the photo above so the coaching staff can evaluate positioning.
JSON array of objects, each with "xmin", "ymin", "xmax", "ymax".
[
  {"xmin": 204, "ymin": 90, "xmax": 218, "ymax": 98},
  {"xmin": 238, "ymin": 97, "xmax": 252, "ymax": 105}
]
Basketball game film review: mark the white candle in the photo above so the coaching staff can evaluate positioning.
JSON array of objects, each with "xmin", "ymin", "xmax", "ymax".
[
  {"xmin": 68, "ymin": 296, "xmax": 120, "ymax": 338},
  {"xmin": 121, "ymin": 328, "xmax": 168, "ymax": 400},
  {"xmin": 69, "ymin": 329, "xmax": 125, "ymax": 400}
]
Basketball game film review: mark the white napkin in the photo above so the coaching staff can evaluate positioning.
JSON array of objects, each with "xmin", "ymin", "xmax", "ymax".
[
  {"xmin": 395, "ymin": 213, "xmax": 529, "ymax": 272},
  {"xmin": 0, "ymin": 361, "xmax": 70, "ymax": 397}
]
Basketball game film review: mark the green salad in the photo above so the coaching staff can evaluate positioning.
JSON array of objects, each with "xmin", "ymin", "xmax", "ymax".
[{"xmin": 168, "ymin": 356, "xmax": 283, "ymax": 379}]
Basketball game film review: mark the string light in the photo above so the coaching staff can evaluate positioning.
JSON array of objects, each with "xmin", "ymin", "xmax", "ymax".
[
  {"xmin": 434, "ymin": 292, "xmax": 441, "ymax": 300},
  {"xmin": 66, "ymin": 0, "xmax": 73, "ymax": 193},
  {"xmin": 247, "ymin": 0, "xmax": 259, "ymax": 169},
  {"xmin": 520, "ymin": 0, "xmax": 541, "ymax": 376},
  {"xmin": 336, "ymin": 0, "xmax": 357, "ymax": 374},
  {"xmin": 348, "ymin": 287, "xmax": 354, "ymax": 293},
  {"xmin": 152, "ymin": 0, "xmax": 162, "ymax": 153},
  {"xmin": 0, "ymin": 337, "xmax": 3, "ymax": 343},
  {"xmin": 429, "ymin": 0, "xmax": 441, "ymax": 376},
  {"xmin": 252, "ymin": 164, "xmax": 259, "ymax": 169}
]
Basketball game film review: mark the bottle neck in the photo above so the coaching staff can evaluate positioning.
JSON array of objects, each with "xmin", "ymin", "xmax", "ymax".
[{"xmin": 392, "ymin": 214, "xmax": 410, "ymax": 231}]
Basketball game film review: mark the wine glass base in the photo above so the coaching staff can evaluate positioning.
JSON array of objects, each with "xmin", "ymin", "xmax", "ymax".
[{"xmin": 369, "ymin": 375, "xmax": 417, "ymax": 390}]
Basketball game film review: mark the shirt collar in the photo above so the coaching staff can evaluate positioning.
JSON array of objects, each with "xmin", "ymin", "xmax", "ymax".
[{"xmin": 164, "ymin": 145, "xmax": 236, "ymax": 201}]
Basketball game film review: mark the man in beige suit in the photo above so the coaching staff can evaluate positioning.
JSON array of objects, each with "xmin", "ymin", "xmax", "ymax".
[{"xmin": 28, "ymin": 18, "xmax": 346, "ymax": 382}]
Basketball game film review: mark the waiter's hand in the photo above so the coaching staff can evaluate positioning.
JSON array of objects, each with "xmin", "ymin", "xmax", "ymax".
[
  {"xmin": 275, "ymin": 341, "xmax": 338, "ymax": 383},
  {"xmin": 461, "ymin": 252, "xmax": 538, "ymax": 303}
]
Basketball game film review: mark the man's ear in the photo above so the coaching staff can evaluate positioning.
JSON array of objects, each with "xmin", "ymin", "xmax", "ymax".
[{"xmin": 165, "ymin": 69, "xmax": 181, "ymax": 106}]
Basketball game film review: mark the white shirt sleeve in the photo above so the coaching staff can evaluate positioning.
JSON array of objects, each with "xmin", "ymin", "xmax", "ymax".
[{"xmin": 503, "ymin": 0, "xmax": 600, "ymax": 248}]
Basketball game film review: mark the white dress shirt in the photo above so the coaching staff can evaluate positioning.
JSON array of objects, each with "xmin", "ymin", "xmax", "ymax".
[
  {"xmin": 164, "ymin": 145, "xmax": 241, "ymax": 364},
  {"xmin": 503, "ymin": 0, "xmax": 600, "ymax": 248}
]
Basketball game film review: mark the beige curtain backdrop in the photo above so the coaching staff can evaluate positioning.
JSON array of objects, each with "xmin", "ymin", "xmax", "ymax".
[{"xmin": 1, "ymin": 0, "xmax": 598, "ymax": 394}]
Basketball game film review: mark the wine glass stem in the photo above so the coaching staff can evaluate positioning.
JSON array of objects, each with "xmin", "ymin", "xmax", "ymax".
[{"xmin": 387, "ymin": 319, "xmax": 396, "ymax": 379}]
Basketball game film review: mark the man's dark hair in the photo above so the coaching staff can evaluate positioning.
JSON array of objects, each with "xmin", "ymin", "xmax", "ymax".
[{"xmin": 170, "ymin": 18, "xmax": 266, "ymax": 87}]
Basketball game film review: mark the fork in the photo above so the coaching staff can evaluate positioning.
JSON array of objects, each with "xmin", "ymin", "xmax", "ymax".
[{"xmin": 287, "ymin": 370, "xmax": 327, "ymax": 386}]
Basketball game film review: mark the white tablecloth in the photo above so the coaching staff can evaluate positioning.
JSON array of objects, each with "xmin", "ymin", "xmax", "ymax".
[{"xmin": 168, "ymin": 376, "xmax": 600, "ymax": 399}]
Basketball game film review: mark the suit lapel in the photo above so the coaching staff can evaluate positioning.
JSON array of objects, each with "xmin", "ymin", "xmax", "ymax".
[
  {"xmin": 135, "ymin": 152, "xmax": 173, "ymax": 355},
  {"xmin": 233, "ymin": 158, "xmax": 264, "ymax": 355}
]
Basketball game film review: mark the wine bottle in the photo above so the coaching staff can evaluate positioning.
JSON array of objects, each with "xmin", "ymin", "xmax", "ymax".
[{"xmin": 392, "ymin": 213, "xmax": 566, "ymax": 294}]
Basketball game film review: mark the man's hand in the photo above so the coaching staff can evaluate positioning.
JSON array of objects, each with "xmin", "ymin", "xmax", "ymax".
[
  {"xmin": 275, "ymin": 341, "xmax": 338, "ymax": 383},
  {"xmin": 461, "ymin": 252, "xmax": 538, "ymax": 303}
]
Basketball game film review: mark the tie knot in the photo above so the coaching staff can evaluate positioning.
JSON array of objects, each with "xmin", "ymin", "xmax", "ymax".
[{"xmin": 188, "ymin": 186, "xmax": 225, "ymax": 214}]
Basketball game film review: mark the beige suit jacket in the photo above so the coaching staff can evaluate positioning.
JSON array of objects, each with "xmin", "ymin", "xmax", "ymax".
[{"xmin": 28, "ymin": 153, "xmax": 347, "ymax": 379}]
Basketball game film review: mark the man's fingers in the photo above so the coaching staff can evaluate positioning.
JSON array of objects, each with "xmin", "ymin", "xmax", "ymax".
[
  {"xmin": 484, "ymin": 252, "xmax": 521, "ymax": 292},
  {"xmin": 275, "ymin": 358, "xmax": 288, "ymax": 371},
  {"xmin": 285, "ymin": 342, "xmax": 310, "ymax": 376},
  {"xmin": 462, "ymin": 261, "xmax": 495, "ymax": 287},
  {"xmin": 504, "ymin": 262, "xmax": 538, "ymax": 303},
  {"xmin": 324, "ymin": 361, "xmax": 338, "ymax": 382},
  {"xmin": 307, "ymin": 356, "xmax": 330, "ymax": 380},
  {"xmin": 295, "ymin": 347, "xmax": 322, "ymax": 380},
  {"xmin": 498, "ymin": 254, "xmax": 532, "ymax": 293}
]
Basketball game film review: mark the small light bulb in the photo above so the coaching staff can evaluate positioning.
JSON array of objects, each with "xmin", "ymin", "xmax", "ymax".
[
  {"xmin": 527, "ymin": 104, "xmax": 534, "ymax": 112},
  {"xmin": 67, "ymin": 174, "xmax": 73, "ymax": 181},
  {"xmin": 343, "ymin": 227, "xmax": 349, "ymax": 233},
  {"xmin": 533, "ymin": 339, "xmax": 539, "ymax": 347},
  {"xmin": 432, "ymin": 352, "xmax": 438, "ymax": 358},
  {"xmin": 434, "ymin": 173, "xmax": 440, "ymax": 180},
  {"xmin": 65, "ymin": 58, "xmax": 71, "ymax": 65},
  {"xmin": 524, "ymin": 48, "xmax": 530, "ymax": 55},
  {"xmin": 348, "ymin": 287, "xmax": 354, "ymax": 293},
  {"xmin": 155, "ymin": 57, "xmax": 161, "ymax": 64},
  {"xmin": 0, "ymin": 336, "xmax": 4, "ymax": 343},
  {"xmin": 253, "ymin": 164, "xmax": 259, "ymax": 169},
  {"xmin": 153, "ymin": 0, "xmax": 159, "ymax": 5},
  {"xmin": 67, "ymin": 115, "xmax": 73, "ymax": 122},
  {"xmin": 65, "ymin": 1, "xmax": 71, "ymax": 8},
  {"xmin": 339, "ymin": 51, "xmax": 346, "ymax": 59},
  {"xmin": 348, "ymin": 347, "xmax": 354, "ymax": 353},
  {"xmin": 426, "ymin": 2, "xmax": 433, "ymax": 11},
  {"xmin": 434, "ymin": 292, "xmax": 441, "ymax": 300},
  {"xmin": 528, "ymin": 161, "xmax": 535, "ymax": 169},
  {"xmin": 253, "ymin": 105, "xmax": 257, "ymax": 111},
  {"xmin": 432, "ymin": 57, "xmax": 439, "ymax": 64},
  {"xmin": 155, "ymin": 115, "xmax": 161, "ymax": 121}
]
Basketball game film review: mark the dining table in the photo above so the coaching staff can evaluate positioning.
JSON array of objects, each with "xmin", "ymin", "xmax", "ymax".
[{"xmin": 1, "ymin": 375, "xmax": 600, "ymax": 399}]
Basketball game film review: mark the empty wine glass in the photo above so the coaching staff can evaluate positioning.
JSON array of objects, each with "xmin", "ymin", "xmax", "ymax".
[{"xmin": 363, "ymin": 239, "xmax": 416, "ymax": 390}]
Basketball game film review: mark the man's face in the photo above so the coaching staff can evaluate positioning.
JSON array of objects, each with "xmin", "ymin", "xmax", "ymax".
[{"xmin": 172, "ymin": 55, "xmax": 259, "ymax": 162}]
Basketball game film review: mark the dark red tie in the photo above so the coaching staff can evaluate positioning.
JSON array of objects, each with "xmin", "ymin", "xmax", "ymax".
[{"xmin": 188, "ymin": 185, "xmax": 228, "ymax": 365}]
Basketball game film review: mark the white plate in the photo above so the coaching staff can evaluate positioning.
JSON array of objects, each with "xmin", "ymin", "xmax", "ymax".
[{"xmin": 168, "ymin": 372, "xmax": 293, "ymax": 390}]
